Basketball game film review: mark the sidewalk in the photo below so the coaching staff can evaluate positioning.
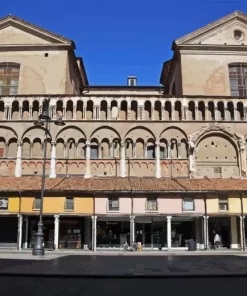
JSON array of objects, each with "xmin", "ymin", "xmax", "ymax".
[{"xmin": 0, "ymin": 248, "xmax": 246, "ymax": 257}]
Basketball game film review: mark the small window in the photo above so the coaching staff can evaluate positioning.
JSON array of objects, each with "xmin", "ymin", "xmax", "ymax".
[
  {"xmin": 33, "ymin": 197, "xmax": 41, "ymax": 210},
  {"xmin": 214, "ymin": 167, "xmax": 222, "ymax": 174},
  {"xmin": 107, "ymin": 197, "xmax": 119, "ymax": 211},
  {"xmin": 65, "ymin": 197, "xmax": 74, "ymax": 211},
  {"xmin": 182, "ymin": 198, "xmax": 194, "ymax": 211},
  {"xmin": 146, "ymin": 197, "xmax": 158, "ymax": 211},
  {"xmin": 0, "ymin": 197, "xmax": 8, "ymax": 210},
  {"xmin": 90, "ymin": 145, "xmax": 98, "ymax": 159},
  {"xmin": 0, "ymin": 62, "xmax": 20, "ymax": 95},
  {"xmin": 219, "ymin": 197, "xmax": 228, "ymax": 212}
]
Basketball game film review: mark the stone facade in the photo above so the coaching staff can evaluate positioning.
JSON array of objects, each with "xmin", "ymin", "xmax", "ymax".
[{"xmin": 1, "ymin": 11, "xmax": 247, "ymax": 251}]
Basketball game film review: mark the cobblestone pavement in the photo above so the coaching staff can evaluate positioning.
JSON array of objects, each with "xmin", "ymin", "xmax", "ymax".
[{"xmin": 1, "ymin": 255, "xmax": 247, "ymax": 276}]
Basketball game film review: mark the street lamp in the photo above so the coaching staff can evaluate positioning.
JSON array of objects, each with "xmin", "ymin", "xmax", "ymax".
[{"xmin": 32, "ymin": 98, "xmax": 65, "ymax": 256}]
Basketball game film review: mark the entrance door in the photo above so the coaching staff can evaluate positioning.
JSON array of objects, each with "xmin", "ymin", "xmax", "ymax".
[
  {"xmin": 0, "ymin": 216, "xmax": 18, "ymax": 247},
  {"xmin": 135, "ymin": 223, "xmax": 151, "ymax": 247}
]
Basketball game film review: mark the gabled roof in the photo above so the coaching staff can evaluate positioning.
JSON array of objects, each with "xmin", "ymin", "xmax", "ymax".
[
  {"xmin": 175, "ymin": 10, "xmax": 247, "ymax": 45},
  {"xmin": 0, "ymin": 14, "xmax": 75, "ymax": 47}
]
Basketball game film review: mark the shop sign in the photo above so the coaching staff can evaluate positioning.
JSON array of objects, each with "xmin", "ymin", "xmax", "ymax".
[{"xmin": 0, "ymin": 198, "xmax": 8, "ymax": 210}]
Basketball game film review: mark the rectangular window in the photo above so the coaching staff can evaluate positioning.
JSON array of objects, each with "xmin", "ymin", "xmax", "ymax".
[
  {"xmin": 146, "ymin": 197, "xmax": 158, "ymax": 211},
  {"xmin": 107, "ymin": 197, "xmax": 119, "ymax": 211},
  {"xmin": 214, "ymin": 167, "xmax": 222, "ymax": 174},
  {"xmin": 90, "ymin": 146, "xmax": 98, "ymax": 159},
  {"xmin": 33, "ymin": 197, "xmax": 41, "ymax": 210},
  {"xmin": 0, "ymin": 63, "xmax": 20, "ymax": 95},
  {"xmin": 65, "ymin": 197, "xmax": 74, "ymax": 211},
  {"xmin": 182, "ymin": 198, "xmax": 194, "ymax": 211},
  {"xmin": 0, "ymin": 197, "xmax": 8, "ymax": 210},
  {"xmin": 229, "ymin": 64, "xmax": 247, "ymax": 97},
  {"xmin": 219, "ymin": 197, "xmax": 228, "ymax": 212}
]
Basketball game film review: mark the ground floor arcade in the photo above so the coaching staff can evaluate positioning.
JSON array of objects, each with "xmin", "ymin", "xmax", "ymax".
[{"xmin": 0, "ymin": 214, "xmax": 246, "ymax": 251}]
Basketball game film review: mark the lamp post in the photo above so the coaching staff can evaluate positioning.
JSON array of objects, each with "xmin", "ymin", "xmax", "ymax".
[{"xmin": 32, "ymin": 98, "xmax": 65, "ymax": 256}]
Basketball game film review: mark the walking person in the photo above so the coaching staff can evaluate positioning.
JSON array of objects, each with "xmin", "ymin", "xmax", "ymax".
[{"xmin": 214, "ymin": 232, "xmax": 221, "ymax": 249}]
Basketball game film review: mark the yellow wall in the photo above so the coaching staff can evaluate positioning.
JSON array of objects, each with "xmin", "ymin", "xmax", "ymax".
[
  {"xmin": 8, "ymin": 197, "xmax": 20, "ymax": 213},
  {"xmin": 242, "ymin": 195, "xmax": 247, "ymax": 213},
  {"xmin": 228, "ymin": 195, "xmax": 241, "ymax": 214},
  {"xmin": 206, "ymin": 198, "xmax": 218, "ymax": 213},
  {"xmin": 20, "ymin": 197, "xmax": 94, "ymax": 214}
]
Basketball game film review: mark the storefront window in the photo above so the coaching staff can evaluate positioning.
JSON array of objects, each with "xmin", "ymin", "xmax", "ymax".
[
  {"xmin": 29, "ymin": 217, "xmax": 54, "ymax": 249},
  {"xmin": 97, "ymin": 221, "xmax": 130, "ymax": 247},
  {"xmin": 59, "ymin": 218, "xmax": 84, "ymax": 249},
  {"xmin": 171, "ymin": 220, "xmax": 195, "ymax": 247}
]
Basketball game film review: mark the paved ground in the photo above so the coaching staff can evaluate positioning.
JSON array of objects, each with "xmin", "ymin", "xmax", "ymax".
[
  {"xmin": 1, "ymin": 254, "xmax": 247, "ymax": 276},
  {"xmin": 1, "ymin": 276, "xmax": 246, "ymax": 296}
]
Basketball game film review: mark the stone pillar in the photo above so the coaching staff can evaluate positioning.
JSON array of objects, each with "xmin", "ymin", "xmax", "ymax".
[
  {"xmin": 130, "ymin": 215, "xmax": 135, "ymax": 243},
  {"xmin": 214, "ymin": 106, "xmax": 218, "ymax": 121},
  {"xmin": 240, "ymin": 216, "xmax": 245, "ymax": 251},
  {"xmin": 120, "ymin": 141, "xmax": 126, "ymax": 177},
  {"xmin": 54, "ymin": 215, "xmax": 59, "ymax": 250},
  {"xmin": 73, "ymin": 104, "xmax": 76, "ymax": 120},
  {"xmin": 182, "ymin": 106, "xmax": 186, "ymax": 120},
  {"xmin": 230, "ymin": 216, "xmax": 239, "ymax": 249},
  {"xmin": 49, "ymin": 141, "xmax": 56, "ymax": 178},
  {"xmin": 24, "ymin": 217, "xmax": 29, "ymax": 249},
  {"xmin": 155, "ymin": 141, "xmax": 161, "ymax": 178},
  {"xmin": 85, "ymin": 140, "xmax": 91, "ymax": 178},
  {"xmin": 91, "ymin": 216, "xmax": 97, "ymax": 252},
  {"xmin": 203, "ymin": 215, "xmax": 209, "ymax": 250},
  {"xmin": 17, "ymin": 214, "xmax": 23, "ymax": 250},
  {"xmin": 84, "ymin": 217, "xmax": 91, "ymax": 249},
  {"xmin": 127, "ymin": 104, "xmax": 131, "ymax": 120},
  {"xmin": 205, "ymin": 106, "xmax": 208, "ymax": 121},
  {"xmin": 83, "ymin": 104, "xmax": 87, "ymax": 120},
  {"xmin": 177, "ymin": 140, "xmax": 181, "ymax": 159},
  {"xmin": 167, "ymin": 216, "xmax": 172, "ymax": 250},
  {"xmin": 15, "ymin": 141, "xmax": 22, "ymax": 177}
]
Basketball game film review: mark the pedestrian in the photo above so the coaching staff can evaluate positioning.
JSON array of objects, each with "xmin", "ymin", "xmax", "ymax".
[{"xmin": 214, "ymin": 232, "xmax": 221, "ymax": 249}]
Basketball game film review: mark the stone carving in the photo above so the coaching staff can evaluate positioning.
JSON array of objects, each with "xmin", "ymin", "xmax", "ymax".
[
  {"xmin": 189, "ymin": 124, "xmax": 233, "ymax": 144},
  {"xmin": 235, "ymin": 133, "xmax": 247, "ymax": 178}
]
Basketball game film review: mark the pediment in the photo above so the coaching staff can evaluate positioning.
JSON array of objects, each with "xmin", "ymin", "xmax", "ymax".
[
  {"xmin": 175, "ymin": 11, "xmax": 247, "ymax": 46},
  {"xmin": 0, "ymin": 15, "xmax": 73, "ymax": 45}
]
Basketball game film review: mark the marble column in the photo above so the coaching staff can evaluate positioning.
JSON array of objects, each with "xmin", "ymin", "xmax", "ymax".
[
  {"xmin": 49, "ymin": 141, "xmax": 56, "ymax": 178},
  {"xmin": 54, "ymin": 215, "xmax": 59, "ymax": 250},
  {"xmin": 203, "ymin": 215, "xmax": 209, "ymax": 250},
  {"xmin": 85, "ymin": 140, "xmax": 91, "ymax": 178},
  {"xmin": 240, "ymin": 216, "xmax": 245, "ymax": 251},
  {"xmin": 167, "ymin": 216, "xmax": 172, "ymax": 250},
  {"xmin": 120, "ymin": 141, "xmax": 126, "ymax": 177},
  {"xmin": 91, "ymin": 216, "xmax": 97, "ymax": 252},
  {"xmin": 15, "ymin": 141, "xmax": 22, "ymax": 177},
  {"xmin": 130, "ymin": 215, "xmax": 135, "ymax": 243},
  {"xmin": 17, "ymin": 214, "xmax": 23, "ymax": 250},
  {"xmin": 155, "ymin": 141, "xmax": 161, "ymax": 178}
]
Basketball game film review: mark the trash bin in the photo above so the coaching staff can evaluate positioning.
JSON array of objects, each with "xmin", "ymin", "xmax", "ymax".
[{"xmin": 188, "ymin": 239, "xmax": 197, "ymax": 251}]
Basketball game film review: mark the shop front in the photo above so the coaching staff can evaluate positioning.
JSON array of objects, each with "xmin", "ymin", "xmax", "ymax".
[
  {"xmin": 96, "ymin": 217, "xmax": 130, "ymax": 248},
  {"xmin": 135, "ymin": 216, "xmax": 197, "ymax": 249},
  {"xmin": 171, "ymin": 217, "xmax": 196, "ymax": 248},
  {"xmin": 0, "ymin": 215, "xmax": 18, "ymax": 248},
  {"xmin": 28, "ymin": 216, "xmax": 55, "ymax": 249},
  {"xmin": 208, "ymin": 217, "xmax": 232, "ymax": 249},
  {"xmin": 58, "ymin": 217, "xmax": 86, "ymax": 249}
]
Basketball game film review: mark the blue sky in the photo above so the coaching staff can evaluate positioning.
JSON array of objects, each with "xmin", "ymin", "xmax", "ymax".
[{"xmin": 1, "ymin": 0, "xmax": 247, "ymax": 85}]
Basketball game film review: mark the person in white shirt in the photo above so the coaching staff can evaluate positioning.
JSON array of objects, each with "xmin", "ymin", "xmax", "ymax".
[{"xmin": 214, "ymin": 232, "xmax": 221, "ymax": 249}]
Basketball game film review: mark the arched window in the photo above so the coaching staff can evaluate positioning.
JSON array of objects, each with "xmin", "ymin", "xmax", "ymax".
[
  {"xmin": 0, "ymin": 63, "xmax": 20, "ymax": 95},
  {"xmin": 229, "ymin": 63, "xmax": 247, "ymax": 97}
]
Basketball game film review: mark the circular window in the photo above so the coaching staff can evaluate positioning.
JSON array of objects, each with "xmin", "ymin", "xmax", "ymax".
[{"xmin": 233, "ymin": 30, "xmax": 244, "ymax": 41}]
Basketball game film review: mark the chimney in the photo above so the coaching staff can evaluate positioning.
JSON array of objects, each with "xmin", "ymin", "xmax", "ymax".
[{"xmin": 127, "ymin": 76, "xmax": 137, "ymax": 86}]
